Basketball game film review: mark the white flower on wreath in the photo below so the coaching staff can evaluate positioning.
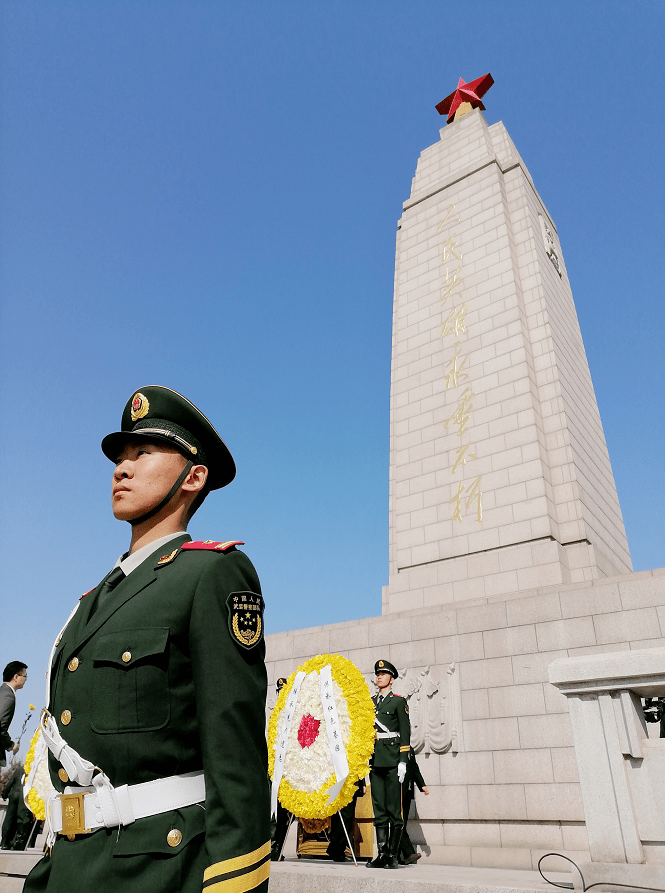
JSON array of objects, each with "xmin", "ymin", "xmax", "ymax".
[{"xmin": 282, "ymin": 670, "xmax": 350, "ymax": 794}]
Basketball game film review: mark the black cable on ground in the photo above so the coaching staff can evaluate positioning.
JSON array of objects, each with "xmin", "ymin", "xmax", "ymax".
[
  {"xmin": 538, "ymin": 852, "xmax": 665, "ymax": 892},
  {"xmin": 538, "ymin": 853, "xmax": 577, "ymax": 890}
]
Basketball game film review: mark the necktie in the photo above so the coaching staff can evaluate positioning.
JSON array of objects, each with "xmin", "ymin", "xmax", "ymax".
[
  {"xmin": 377, "ymin": 695, "xmax": 384, "ymax": 706},
  {"xmin": 88, "ymin": 567, "xmax": 125, "ymax": 620}
]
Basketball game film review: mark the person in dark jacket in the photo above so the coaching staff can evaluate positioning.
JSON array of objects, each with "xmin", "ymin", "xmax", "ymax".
[
  {"xmin": 1, "ymin": 767, "xmax": 34, "ymax": 851},
  {"xmin": 0, "ymin": 662, "xmax": 27, "ymax": 767},
  {"xmin": 1, "ymin": 766, "xmax": 22, "ymax": 848},
  {"xmin": 399, "ymin": 747, "xmax": 428, "ymax": 864}
]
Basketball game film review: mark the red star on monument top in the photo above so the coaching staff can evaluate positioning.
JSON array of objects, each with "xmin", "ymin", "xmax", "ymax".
[{"xmin": 435, "ymin": 73, "xmax": 494, "ymax": 124}]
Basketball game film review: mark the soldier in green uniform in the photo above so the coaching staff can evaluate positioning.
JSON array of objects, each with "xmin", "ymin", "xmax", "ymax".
[
  {"xmin": 367, "ymin": 659, "xmax": 410, "ymax": 870},
  {"xmin": 24, "ymin": 386, "xmax": 270, "ymax": 893}
]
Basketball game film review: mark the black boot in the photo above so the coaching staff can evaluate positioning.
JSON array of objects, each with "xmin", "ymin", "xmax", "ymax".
[
  {"xmin": 383, "ymin": 826, "xmax": 402, "ymax": 869},
  {"xmin": 10, "ymin": 830, "xmax": 30, "ymax": 851},
  {"xmin": 366, "ymin": 826, "xmax": 388, "ymax": 868}
]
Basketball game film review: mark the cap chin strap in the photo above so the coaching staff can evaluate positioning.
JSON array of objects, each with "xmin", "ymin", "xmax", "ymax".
[{"xmin": 130, "ymin": 460, "xmax": 194, "ymax": 526}]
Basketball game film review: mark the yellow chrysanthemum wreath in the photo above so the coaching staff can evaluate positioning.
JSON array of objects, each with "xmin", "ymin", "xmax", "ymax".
[
  {"xmin": 267, "ymin": 653, "xmax": 374, "ymax": 819},
  {"xmin": 23, "ymin": 727, "xmax": 47, "ymax": 820}
]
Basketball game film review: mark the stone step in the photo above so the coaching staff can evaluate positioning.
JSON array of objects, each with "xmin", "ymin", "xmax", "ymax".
[
  {"xmin": 0, "ymin": 877, "xmax": 26, "ymax": 893},
  {"xmin": 0, "ymin": 850, "xmax": 43, "ymax": 892},
  {"xmin": 269, "ymin": 858, "xmax": 574, "ymax": 892}
]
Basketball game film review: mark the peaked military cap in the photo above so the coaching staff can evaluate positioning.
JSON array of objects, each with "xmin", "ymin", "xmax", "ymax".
[
  {"xmin": 101, "ymin": 385, "xmax": 236, "ymax": 490},
  {"xmin": 374, "ymin": 659, "xmax": 398, "ymax": 680}
]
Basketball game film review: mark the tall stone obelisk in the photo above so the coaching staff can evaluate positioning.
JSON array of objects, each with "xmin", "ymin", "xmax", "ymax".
[{"xmin": 385, "ymin": 85, "xmax": 631, "ymax": 614}]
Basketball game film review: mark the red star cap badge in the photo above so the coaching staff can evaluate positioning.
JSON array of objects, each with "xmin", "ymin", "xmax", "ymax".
[{"xmin": 435, "ymin": 73, "xmax": 494, "ymax": 124}]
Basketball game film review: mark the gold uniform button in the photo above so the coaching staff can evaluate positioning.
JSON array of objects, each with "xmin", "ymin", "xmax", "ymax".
[
  {"xmin": 58, "ymin": 768, "xmax": 69, "ymax": 783},
  {"xmin": 60, "ymin": 710, "xmax": 72, "ymax": 726},
  {"xmin": 68, "ymin": 657, "xmax": 79, "ymax": 672},
  {"xmin": 167, "ymin": 829, "xmax": 182, "ymax": 848},
  {"xmin": 122, "ymin": 651, "xmax": 132, "ymax": 663}
]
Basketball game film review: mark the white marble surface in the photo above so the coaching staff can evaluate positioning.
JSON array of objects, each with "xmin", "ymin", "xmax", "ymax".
[{"xmin": 386, "ymin": 109, "xmax": 631, "ymax": 613}]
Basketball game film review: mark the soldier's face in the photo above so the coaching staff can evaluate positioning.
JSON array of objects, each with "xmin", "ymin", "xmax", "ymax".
[
  {"xmin": 112, "ymin": 440, "xmax": 187, "ymax": 522},
  {"xmin": 376, "ymin": 671, "xmax": 392, "ymax": 689}
]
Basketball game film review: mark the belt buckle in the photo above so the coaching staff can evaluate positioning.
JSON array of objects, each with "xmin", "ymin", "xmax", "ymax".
[{"xmin": 59, "ymin": 792, "xmax": 89, "ymax": 837}]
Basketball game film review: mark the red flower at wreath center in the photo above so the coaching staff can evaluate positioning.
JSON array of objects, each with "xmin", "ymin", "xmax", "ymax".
[{"xmin": 297, "ymin": 714, "xmax": 321, "ymax": 749}]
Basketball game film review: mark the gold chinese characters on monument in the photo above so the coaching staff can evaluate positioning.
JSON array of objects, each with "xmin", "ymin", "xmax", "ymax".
[{"xmin": 437, "ymin": 206, "xmax": 482, "ymax": 523}]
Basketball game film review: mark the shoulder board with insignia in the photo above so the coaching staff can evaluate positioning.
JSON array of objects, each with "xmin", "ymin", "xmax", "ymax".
[
  {"xmin": 79, "ymin": 588, "xmax": 94, "ymax": 600},
  {"xmin": 181, "ymin": 540, "xmax": 245, "ymax": 553},
  {"xmin": 392, "ymin": 693, "xmax": 403, "ymax": 698}
]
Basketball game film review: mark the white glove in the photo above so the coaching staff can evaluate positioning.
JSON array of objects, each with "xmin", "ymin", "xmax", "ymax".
[{"xmin": 397, "ymin": 762, "xmax": 406, "ymax": 784}]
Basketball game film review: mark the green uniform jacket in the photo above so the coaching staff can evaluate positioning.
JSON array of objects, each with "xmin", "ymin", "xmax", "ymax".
[
  {"xmin": 371, "ymin": 691, "xmax": 410, "ymax": 769},
  {"xmin": 25, "ymin": 534, "xmax": 270, "ymax": 893}
]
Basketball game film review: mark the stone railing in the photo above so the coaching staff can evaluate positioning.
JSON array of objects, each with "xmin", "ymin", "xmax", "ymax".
[{"xmin": 549, "ymin": 647, "xmax": 665, "ymax": 892}]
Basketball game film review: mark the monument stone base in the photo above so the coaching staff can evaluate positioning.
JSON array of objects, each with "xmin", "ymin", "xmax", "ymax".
[{"xmin": 266, "ymin": 567, "xmax": 665, "ymax": 871}]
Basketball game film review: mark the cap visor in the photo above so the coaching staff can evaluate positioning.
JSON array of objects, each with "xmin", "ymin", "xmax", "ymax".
[
  {"xmin": 101, "ymin": 430, "xmax": 235, "ymax": 490},
  {"xmin": 101, "ymin": 430, "xmax": 189, "ymax": 462}
]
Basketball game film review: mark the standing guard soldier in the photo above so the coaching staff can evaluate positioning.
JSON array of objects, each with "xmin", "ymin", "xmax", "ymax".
[
  {"xmin": 367, "ymin": 659, "xmax": 410, "ymax": 870},
  {"xmin": 24, "ymin": 386, "xmax": 270, "ymax": 893}
]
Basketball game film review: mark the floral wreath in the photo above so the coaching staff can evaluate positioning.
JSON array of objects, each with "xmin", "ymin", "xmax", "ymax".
[
  {"xmin": 23, "ymin": 726, "xmax": 55, "ymax": 821},
  {"xmin": 267, "ymin": 653, "xmax": 375, "ymax": 819}
]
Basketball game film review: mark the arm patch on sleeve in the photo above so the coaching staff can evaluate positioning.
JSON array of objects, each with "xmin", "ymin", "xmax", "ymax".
[{"xmin": 227, "ymin": 591, "xmax": 265, "ymax": 650}]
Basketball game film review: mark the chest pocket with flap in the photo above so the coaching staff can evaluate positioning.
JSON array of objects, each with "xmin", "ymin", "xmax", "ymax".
[{"xmin": 91, "ymin": 627, "xmax": 170, "ymax": 734}]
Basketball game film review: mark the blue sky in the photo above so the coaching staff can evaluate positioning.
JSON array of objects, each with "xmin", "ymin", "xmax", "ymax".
[{"xmin": 1, "ymin": 1, "xmax": 663, "ymax": 727}]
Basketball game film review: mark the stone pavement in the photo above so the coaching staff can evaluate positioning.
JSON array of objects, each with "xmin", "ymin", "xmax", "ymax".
[
  {"xmin": 269, "ymin": 856, "xmax": 574, "ymax": 893},
  {"xmin": 0, "ymin": 849, "xmax": 577, "ymax": 893}
]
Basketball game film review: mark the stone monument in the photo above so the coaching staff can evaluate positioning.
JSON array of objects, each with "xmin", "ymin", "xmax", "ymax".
[
  {"xmin": 265, "ymin": 75, "xmax": 665, "ymax": 873},
  {"xmin": 385, "ymin": 74, "xmax": 631, "ymax": 616}
]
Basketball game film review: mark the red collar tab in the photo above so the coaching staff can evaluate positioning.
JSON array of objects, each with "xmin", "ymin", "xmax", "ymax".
[{"xmin": 181, "ymin": 540, "xmax": 244, "ymax": 553}]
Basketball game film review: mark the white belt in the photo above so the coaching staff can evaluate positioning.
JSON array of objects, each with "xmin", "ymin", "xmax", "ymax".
[
  {"xmin": 375, "ymin": 731, "xmax": 400, "ymax": 739},
  {"xmin": 47, "ymin": 771, "xmax": 206, "ymax": 838}
]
